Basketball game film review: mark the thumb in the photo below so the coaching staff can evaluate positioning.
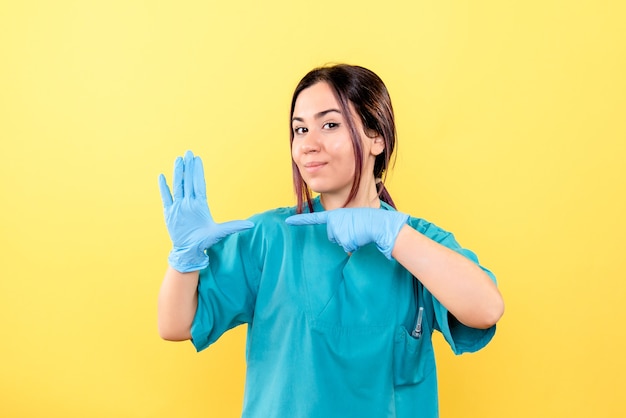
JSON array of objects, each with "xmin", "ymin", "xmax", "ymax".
[
  {"xmin": 199, "ymin": 220, "xmax": 255, "ymax": 249},
  {"xmin": 216, "ymin": 220, "xmax": 255, "ymax": 238},
  {"xmin": 285, "ymin": 212, "xmax": 329, "ymax": 226}
]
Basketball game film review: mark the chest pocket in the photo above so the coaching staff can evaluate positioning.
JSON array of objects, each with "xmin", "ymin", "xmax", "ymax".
[
  {"xmin": 393, "ymin": 279, "xmax": 436, "ymax": 386},
  {"xmin": 302, "ymin": 241, "xmax": 402, "ymax": 332}
]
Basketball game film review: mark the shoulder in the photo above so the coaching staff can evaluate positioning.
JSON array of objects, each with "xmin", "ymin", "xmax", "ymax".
[
  {"xmin": 407, "ymin": 217, "xmax": 451, "ymax": 239},
  {"xmin": 381, "ymin": 201, "xmax": 455, "ymax": 243},
  {"xmin": 406, "ymin": 215, "xmax": 482, "ymax": 263},
  {"xmin": 405, "ymin": 214, "xmax": 460, "ymax": 249}
]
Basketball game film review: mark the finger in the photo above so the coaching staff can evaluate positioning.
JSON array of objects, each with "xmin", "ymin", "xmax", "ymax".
[
  {"xmin": 324, "ymin": 224, "xmax": 356, "ymax": 253},
  {"xmin": 206, "ymin": 221, "xmax": 254, "ymax": 248},
  {"xmin": 172, "ymin": 156, "xmax": 184, "ymax": 199},
  {"xmin": 213, "ymin": 220, "xmax": 255, "ymax": 240},
  {"xmin": 341, "ymin": 242, "xmax": 358, "ymax": 254},
  {"xmin": 193, "ymin": 155, "xmax": 207, "ymax": 200},
  {"xmin": 200, "ymin": 220, "xmax": 254, "ymax": 250},
  {"xmin": 183, "ymin": 150, "xmax": 195, "ymax": 198},
  {"xmin": 285, "ymin": 212, "xmax": 329, "ymax": 226},
  {"xmin": 326, "ymin": 223, "xmax": 337, "ymax": 244},
  {"xmin": 158, "ymin": 174, "xmax": 173, "ymax": 207}
]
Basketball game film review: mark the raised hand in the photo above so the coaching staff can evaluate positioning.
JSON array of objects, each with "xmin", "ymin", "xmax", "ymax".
[
  {"xmin": 286, "ymin": 208, "xmax": 409, "ymax": 259},
  {"xmin": 159, "ymin": 150, "xmax": 254, "ymax": 272}
]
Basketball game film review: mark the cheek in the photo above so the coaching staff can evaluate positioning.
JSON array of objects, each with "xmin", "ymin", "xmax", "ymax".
[
  {"xmin": 328, "ymin": 137, "xmax": 353, "ymax": 158},
  {"xmin": 291, "ymin": 145, "xmax": 307, "ymax": 173}
]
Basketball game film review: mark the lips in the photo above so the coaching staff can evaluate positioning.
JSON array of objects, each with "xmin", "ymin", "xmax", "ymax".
[{"xmin": 302, "ymin": 161, "xmax": 327, "ymax": 172}]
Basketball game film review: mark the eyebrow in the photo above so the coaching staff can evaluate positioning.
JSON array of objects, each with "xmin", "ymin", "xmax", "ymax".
[{"xmin": 291, "ymin": 108, "xmax": 342, "ymax": 123}]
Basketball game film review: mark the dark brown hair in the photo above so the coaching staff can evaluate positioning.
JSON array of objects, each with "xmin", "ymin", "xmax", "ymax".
[{"xmin": 290, "ymin": 64, "xmax": 397, "ymax": 213}]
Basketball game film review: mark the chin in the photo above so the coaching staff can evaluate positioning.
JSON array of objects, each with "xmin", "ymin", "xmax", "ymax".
[
  {"xmin": 304, "ymin": 179, "xmax": 350, "ymax": 196},
  {"xmin": 306, "ymin": 182, "xmax": 331, "ymax": 194}
]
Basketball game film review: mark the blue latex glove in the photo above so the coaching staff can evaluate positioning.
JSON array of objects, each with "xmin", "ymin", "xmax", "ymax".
[
  {"xmin": 158, "ymin": 151, "xmax": 254, "ymax": 272},
  {"xmin": 285, "ymin": 208, "xmax": 409, "ymax": 259}
]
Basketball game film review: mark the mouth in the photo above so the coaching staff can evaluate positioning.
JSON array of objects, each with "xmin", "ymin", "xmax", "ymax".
[{"xmin": 303, "ymin": 161, "xmax": 327, "ymax": 172}]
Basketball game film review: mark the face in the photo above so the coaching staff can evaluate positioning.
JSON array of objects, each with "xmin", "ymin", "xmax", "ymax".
[{"xmin": 291, "ymin": 82, "xmax": 383, "ymax": 201}]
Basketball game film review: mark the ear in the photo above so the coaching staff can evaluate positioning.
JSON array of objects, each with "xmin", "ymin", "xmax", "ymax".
[{"xmin": 369, "ymin": 135, "xmax": 385, "ymax": 157}]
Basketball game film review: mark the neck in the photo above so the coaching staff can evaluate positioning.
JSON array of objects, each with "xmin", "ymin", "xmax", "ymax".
[{"xmin": 320, "ymin": 175, "xmax": 380, "ymax": 210}]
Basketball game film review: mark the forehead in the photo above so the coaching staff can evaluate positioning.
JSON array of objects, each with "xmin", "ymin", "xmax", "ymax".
[{"xmin": 293, "ymin": 82, "xmax": 341, "ymax": 117}]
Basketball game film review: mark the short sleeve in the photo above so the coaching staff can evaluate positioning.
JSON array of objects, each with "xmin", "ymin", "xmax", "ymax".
[
  {"xmin": 409, "ymin": 218, "xmax": 498, "ymax": 355},
  {"xmin": 190, "ymin": 224, "xmax": 262, "ymax": 352}
]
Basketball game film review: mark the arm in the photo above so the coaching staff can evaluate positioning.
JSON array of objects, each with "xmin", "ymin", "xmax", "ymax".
[
  {"xmin": 392, "ymin": 225, "xmax": 504, "ymax": 329},
  {"xmin": 157, "ymin": 151, "xmax": 253, "ymax": 342},
  {"xmin": 286, "ymin": 208, "xmax": 504, "ymax": 330},
  {"xmin": 157, "ymin": 267, "xmax": 198, "ymax": 341}
]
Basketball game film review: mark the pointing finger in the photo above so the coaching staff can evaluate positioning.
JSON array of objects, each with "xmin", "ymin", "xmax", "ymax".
[{"xmin": 285, "ymin": 212, "xmax": 329, "ymax": 226}]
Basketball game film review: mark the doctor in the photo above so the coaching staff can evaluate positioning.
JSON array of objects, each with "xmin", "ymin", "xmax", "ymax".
[{"xmin": 158, "ymin": 64, "xmax": 504, "ymax": 417}]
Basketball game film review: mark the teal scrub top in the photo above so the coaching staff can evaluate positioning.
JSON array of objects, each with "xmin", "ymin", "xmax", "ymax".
[{"xmin": 191, "ymin": 197, "xmax": 497, "ymax": 418}]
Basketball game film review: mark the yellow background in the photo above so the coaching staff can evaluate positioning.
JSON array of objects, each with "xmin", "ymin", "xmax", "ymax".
[{"xmin": 1, "ymin": 1, "xmax": 625, "ymax": 417}]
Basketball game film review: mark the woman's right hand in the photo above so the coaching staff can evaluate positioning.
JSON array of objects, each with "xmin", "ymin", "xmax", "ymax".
[{"xmin": 158, "ymin": 150, "xmax": 254, "ymax": 273}]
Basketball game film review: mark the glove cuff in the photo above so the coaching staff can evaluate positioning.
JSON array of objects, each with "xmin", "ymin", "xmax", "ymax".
[
  {"xmin": 168, "ymin": 246, "xmax": 209, "ymax": 273},
  {"xmin": 379, "ymin": 212, "xmax": 410, "ymax": 260}
]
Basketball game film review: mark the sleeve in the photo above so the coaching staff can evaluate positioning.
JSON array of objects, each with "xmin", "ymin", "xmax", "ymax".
[
  {"xmin": 190, "ymin": 222, "xmax": 263, "ymax": 352},
  {"xmin": 410, "ymin": 218, "xmax": 498, "ymax": 355}
]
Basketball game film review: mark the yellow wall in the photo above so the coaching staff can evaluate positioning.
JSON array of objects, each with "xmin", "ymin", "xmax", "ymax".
[{"xmin": 1, "ymin": 1, "xmax": 624, "ymax": 417}]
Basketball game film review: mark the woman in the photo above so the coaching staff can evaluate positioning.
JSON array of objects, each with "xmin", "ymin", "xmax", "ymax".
[{"xmin": 158, "ymin": 64, "xmax": 504, "ymax": 417}]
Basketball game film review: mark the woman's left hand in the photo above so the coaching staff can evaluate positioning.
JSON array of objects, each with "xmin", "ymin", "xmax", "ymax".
[{"xmin": 286, "ymin": 208, "xmax": 409, "ymax": 259}]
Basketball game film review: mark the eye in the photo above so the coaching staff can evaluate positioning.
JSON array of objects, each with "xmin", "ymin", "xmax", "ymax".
[
  {"xmin": 323, "ymin": 122, "xmax": 340, "ymax": 130},
  {"xmin": 293, "ymin": 126, "xmax": 308, "ymax": 135}
]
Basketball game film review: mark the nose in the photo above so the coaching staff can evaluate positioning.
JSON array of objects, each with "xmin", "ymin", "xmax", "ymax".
[{"xmin": 300, "ymin": 131, "xmax": 320, "ymax": 154}]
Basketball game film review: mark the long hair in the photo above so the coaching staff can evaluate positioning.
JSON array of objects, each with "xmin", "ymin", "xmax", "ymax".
[{"xmin": 289, "ymin": 64, "xmax": 397, "ymax": 213}]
